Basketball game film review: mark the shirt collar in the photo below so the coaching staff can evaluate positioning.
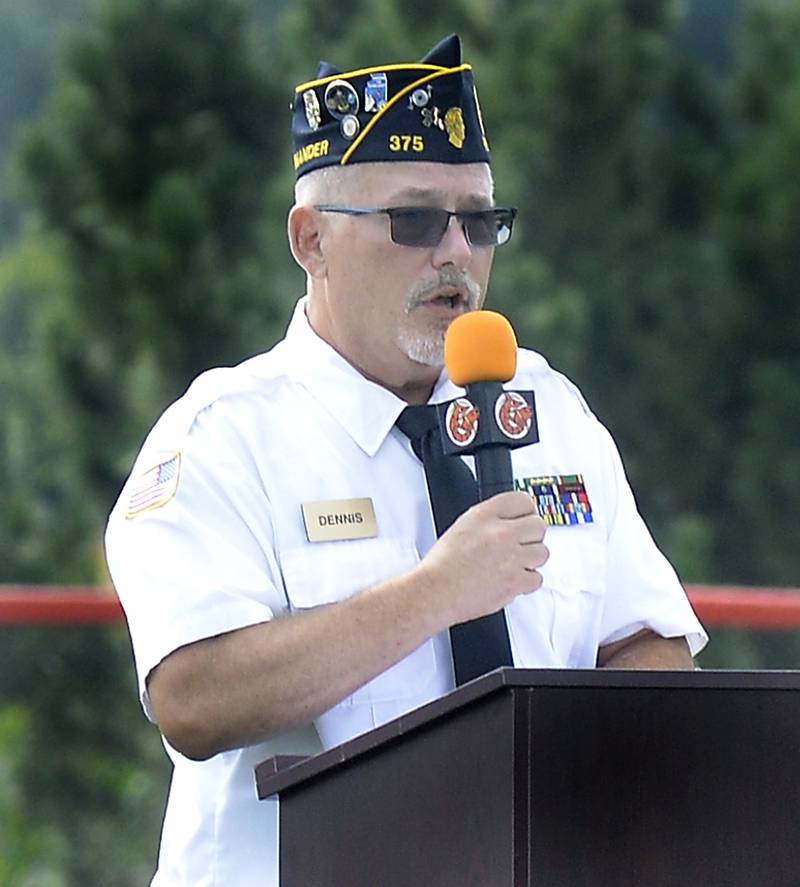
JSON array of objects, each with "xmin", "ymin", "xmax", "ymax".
[{"xmin": 283, "ymin": 298, "xmax": 463, "ymax": 457}]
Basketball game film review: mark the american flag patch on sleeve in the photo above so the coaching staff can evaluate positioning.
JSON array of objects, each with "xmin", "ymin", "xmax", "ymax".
[{"xmin": 125, "ymin": 452, "xmax": 181, "ymax": 519}]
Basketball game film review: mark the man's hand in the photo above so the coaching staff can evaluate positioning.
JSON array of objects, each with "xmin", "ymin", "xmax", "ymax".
[{"xmin": 416, "ymin": 490, "xmax": 549, "ymax": 630}]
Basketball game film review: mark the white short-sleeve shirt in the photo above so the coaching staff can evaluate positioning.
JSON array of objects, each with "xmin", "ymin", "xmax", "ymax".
[{"xmin": 105, "ymin": 298, "xmax": 707, "ymax": 886}]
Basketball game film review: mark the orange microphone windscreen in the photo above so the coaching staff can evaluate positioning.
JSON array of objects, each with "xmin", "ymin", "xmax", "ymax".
[{"xmin": 444, "ymin": 310, "xmax": 517, "ymax": 386}]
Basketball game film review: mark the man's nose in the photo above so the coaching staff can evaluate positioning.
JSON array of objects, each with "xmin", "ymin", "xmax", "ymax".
[{"xmin": 431, "ymin": 215, "xmax": 473, "ymax": 269}]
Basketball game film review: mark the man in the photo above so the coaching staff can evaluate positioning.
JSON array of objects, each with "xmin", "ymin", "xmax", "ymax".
[{"xmin": 106, "ymin": 35, "xmax": 707, "ymax": 887}]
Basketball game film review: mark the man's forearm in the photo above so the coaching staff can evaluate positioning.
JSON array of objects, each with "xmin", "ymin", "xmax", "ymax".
[
  {"xmin": 146, "ymin": 492, "xmax": 548, "ymax": 760},
  {"xmin": 146, "ymin": 568, "xmax": 444, "ymax": 761}
]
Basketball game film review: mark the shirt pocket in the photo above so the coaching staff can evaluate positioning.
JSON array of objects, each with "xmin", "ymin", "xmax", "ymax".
[
  {"xmin": 537, "ymin": 527, "xmax": 606, "ymax": 667},
  {"xmin": 280, "ymin": 537, "xmax": 438, "ymax": 703}
]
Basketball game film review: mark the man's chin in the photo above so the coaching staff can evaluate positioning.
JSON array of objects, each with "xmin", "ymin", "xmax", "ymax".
[
  {"xmin": 410, "ymin": 353, "xmax": 445, "ymax": 369},
  {"xmin": 398, "ymin": 335, "xmax": 446, "ymax": 368}
]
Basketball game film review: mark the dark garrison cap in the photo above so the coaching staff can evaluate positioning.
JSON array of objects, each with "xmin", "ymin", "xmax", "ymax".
[{"xmin": 291, "ymin": 34, "xmax": 491, "ymax": 179}]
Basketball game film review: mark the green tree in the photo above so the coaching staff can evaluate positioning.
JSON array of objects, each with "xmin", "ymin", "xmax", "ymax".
[
  {"xmin": 18, "ymin": 0, "xmax": 294, "ymax": 524},
  {"xmin": 484, "ymin": 0, "xmax": 741, "ymax": 586},
  {"xmin": 2, "ymin": 0, "xmax": 298, "ymax": 881},
  {"xmin": 0, "ymin": 234, "xmax": 101, "ymax": 582},
  {"xmin": 0, "ymin": 0, "xmax": 90, "ymax": 244},
  {"xmin": 718, "ymin": 0, "xmax": 800, "ymax": 585}
]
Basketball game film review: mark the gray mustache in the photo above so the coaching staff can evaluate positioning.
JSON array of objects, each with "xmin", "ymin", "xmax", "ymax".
[{"xmin": 406, "ymin": 271, "xmax": 482, "ymax": 312}]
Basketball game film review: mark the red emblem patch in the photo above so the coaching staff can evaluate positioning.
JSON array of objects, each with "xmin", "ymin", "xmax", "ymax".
[
  {"xmin": 495, "ymin": 391, "xmax": 533, "ymax": 440},
  {"xmin": 445, "ymin": 397, "xmax": 480, "ymax": 447}
]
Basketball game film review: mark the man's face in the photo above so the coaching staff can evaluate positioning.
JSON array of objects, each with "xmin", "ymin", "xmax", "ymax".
[{"xmin": 309, "ymin": 161, "xmax": 496, "ymax": 396}]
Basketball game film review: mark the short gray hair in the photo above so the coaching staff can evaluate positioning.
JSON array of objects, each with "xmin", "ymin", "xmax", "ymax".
[
  {"xmin": 293, "ymin": 165, "xmax": 367, "ymax": 206},
  {"xmin": 292, "ymin": 161, "xmax": 496, "ymax": 207}
]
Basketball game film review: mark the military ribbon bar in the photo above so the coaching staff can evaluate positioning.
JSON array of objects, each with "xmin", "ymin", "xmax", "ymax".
[{"xmin": 514, "ymin": 473, "xmax": 593, "ymax": 526}]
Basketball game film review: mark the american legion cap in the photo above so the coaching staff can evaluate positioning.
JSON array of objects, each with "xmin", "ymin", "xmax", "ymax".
[{"xmin": 291, "ymin": 34, "xmax": 491, "ymax": 179}]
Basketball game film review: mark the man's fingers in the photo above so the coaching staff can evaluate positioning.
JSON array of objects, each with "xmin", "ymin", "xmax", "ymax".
[
  {"xmin": 520, "ymin": 542, "xmax": 549, "ymax": 569},
  {"xmin": 522, "ymin": 570, "xmax": 544, "ymax": 593},
  {"xmin": 489, "ymin": 490, "xmax": 539, "ymax": 520}
]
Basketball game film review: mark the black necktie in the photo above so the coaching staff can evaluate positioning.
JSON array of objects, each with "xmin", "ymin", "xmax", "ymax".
[{"xmin": 396, "ymin": 405, "xmax": 513, "ymax": 685}]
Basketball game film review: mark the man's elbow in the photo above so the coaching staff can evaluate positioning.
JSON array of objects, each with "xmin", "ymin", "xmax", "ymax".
[
  {"xmin": 597, "ymin": 630, "xmax": 694, "ymax": 669},
  {"xmin": 147, "ymin": 661, "xmax": 228, "ymax": 761},
  {"xmin": 156, "ymin": 707, "xmax": 222, "ymax": 762}
]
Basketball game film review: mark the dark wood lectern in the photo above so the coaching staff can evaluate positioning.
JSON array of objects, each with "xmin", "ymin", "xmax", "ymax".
[{"xmin": 256, "ymin": 670, "xmax": 800, "ymax": 887}]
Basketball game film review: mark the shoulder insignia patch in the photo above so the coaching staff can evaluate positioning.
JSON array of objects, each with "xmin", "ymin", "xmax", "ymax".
[{"xmin": 125, "ymin": 452, "xmax": 181, "ymax": 519}]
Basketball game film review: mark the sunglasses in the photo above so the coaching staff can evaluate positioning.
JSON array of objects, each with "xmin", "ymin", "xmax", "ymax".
[{"xmin": 314, "ymin": 205, "xmax": 517, "ymax": 247}]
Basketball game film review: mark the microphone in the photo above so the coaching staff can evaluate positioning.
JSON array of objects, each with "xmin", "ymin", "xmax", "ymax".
[{"xmin": 438, "ymin": 310, "xmax": 539, "ymax": 500}]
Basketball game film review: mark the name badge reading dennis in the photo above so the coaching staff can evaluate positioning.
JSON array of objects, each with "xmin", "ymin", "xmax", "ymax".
[{"xmin": 301, "ymin": 498, "xmax": 378, "ymax": 543}]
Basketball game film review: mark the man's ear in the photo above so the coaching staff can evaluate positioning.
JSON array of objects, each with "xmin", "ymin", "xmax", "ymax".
[{"xmin": 288, "ymin": 205, "xmax": 326, "ymax": 278}]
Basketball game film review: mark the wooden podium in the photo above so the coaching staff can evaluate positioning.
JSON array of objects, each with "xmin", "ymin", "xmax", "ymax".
[{"xmin": 256, "ymin": 669, "xmax": 800, "ymax": 886}]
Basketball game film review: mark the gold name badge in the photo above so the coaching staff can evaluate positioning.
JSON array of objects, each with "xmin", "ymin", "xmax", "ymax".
[{"xmin": 301, "ymin": 498, "xmax": 378, "ymax": 543}]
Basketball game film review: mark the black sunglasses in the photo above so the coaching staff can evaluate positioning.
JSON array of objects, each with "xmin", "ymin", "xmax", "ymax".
[{"xmin": 314, "ymin": 205, "xmax": 517, "ymax": 247}]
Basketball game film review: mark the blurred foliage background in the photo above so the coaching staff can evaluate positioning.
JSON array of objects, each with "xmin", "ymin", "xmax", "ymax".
[{"xmin": 1, "ymin": 0, "xmax": 799, "ymax": 882}]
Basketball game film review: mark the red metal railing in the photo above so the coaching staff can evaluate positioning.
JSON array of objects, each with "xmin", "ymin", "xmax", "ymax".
[
  {"xmin": 684, "ymin": 585, "xmax": 800, "ymax": 629},
  {"xmin": 1, "ymin": 584, "xmax": 800, "ymax": 628},
  {"xmin": 0, "ymin": 586, "xmax": 124, "ymax": 625}
]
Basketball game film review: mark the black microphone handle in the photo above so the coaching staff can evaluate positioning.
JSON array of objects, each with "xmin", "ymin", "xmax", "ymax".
[
  {"xmin": 474, "ymin": 443, "xmax": 514, "ymax": 501},
  {"xmin": 459, "ymin": 380, "xmax": 516, "ymax": 501}
]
